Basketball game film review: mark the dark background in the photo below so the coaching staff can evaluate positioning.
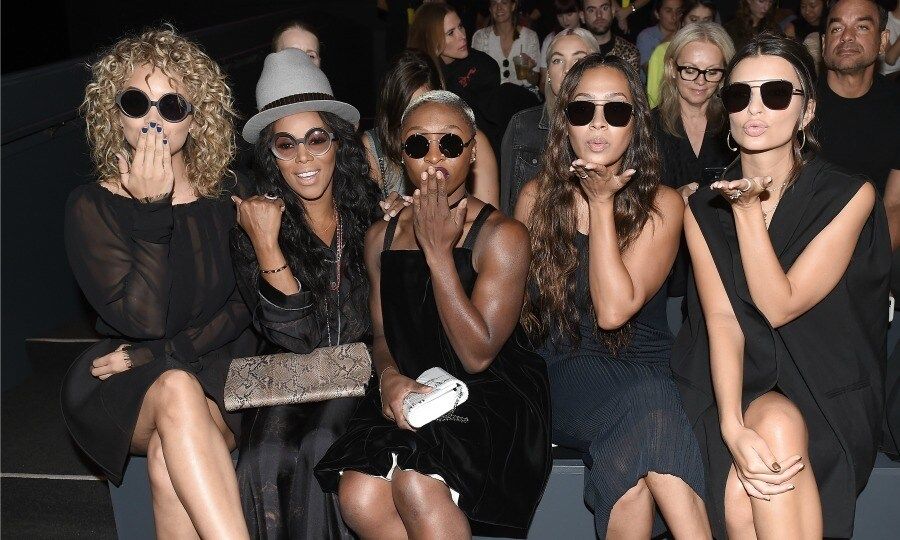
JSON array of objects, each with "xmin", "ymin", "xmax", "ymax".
[{"xmin": 1, "ymin": 0, "xmax": 411, "ymax": 390}]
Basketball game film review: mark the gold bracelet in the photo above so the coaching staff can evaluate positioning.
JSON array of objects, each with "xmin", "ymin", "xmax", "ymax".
[
  {"xmin": 261, "ymin": 263, "xmax": 288, "ymax": 274},
  {"xmin": 379, "ymin": 365, "xmax": 397, "ymax": 386}
]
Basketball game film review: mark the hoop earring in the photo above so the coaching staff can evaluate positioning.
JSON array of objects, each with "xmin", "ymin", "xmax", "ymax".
[
  {"xmin": 798, "ymin": 129, "xmax": 806, "ymax": 151},
  {"xmin": 726, "ymin": 131, "xmax": 738, "ymax": 152}
]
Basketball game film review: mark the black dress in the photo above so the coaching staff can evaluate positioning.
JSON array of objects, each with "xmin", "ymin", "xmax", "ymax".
[
  {"xmin": 60, "ymin": 182, "xmax": 256, "ymax": 486},
  {"xmin": 671, "ymin": 156, "xmax": 890, "ymax": 539},
  {"xmin": 316, "ymin": 205, "xmax": 552, "ymax": 538},
  {"xmin": 231, "ymin": 223, "xmax": 372, "ymax": 540},
  {"xmin": 536, "ymin": 233, "xmax": 705, "ymax": 538},
  {"xmin": 652, "ymin": 110, "xmax": 737, "ymax": 297}
]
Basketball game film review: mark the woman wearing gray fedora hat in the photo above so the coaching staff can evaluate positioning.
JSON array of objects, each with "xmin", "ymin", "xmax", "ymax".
[{"xmin": 229, "ymin": 48, "xmax": 381, "ymax": 539}]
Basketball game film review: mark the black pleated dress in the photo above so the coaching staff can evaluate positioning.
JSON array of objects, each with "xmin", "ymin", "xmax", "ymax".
[
  {"xmin": 671, "ymin": 156, "xmax": 891, "ymax": 539},
  {"xmin": 61, "ymin": 182, "xmax": 257, "ymax": 486},
  {"xmin": 536, "ymin": 233, "xmax": 705, "ymax": 538},
  {"xmin": 315, "ymin": 205, "xmax": 552, "ymax": 538}
]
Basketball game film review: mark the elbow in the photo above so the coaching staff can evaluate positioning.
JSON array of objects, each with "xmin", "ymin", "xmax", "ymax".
[
  {"xmin": 128, "ymin": 318, "xmax": 167, "ymax": 340},
  {"xmin": 594, "ymin": 306, "xmax": 634, "ymax": 331},
  {"xmin": 460, "ymin": 353, "xmax": 493, "ymax": 374},
  {"xmin": 762, "ymin": 310, "xmax": 794, "ymax": 329}
]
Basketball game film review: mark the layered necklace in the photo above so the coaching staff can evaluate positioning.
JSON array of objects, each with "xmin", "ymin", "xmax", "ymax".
[
  {"xmin": 762, "ymin": 178, "xmax": 788, "ymax": 230},
  {"xmin": 322, "ymin": 201, "xmax": 343, "ymax": 347}
]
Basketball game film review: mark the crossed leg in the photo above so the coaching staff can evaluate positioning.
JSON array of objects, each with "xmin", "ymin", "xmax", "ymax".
[
  {"xmin": 723, "ymin": 391, "xmax": 821, "ymax": 540},
  {"xmin": 131, "ymin": 369, "xmax": 247, "ymax": 540}
]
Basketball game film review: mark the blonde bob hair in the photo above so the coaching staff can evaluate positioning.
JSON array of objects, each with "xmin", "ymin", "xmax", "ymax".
[
  {"xmin": 658, "ymin": 22, "xmax": 735, "ymax": 138},
  {"xmin": 543, "ymin": 28, "xmax": 600, "ymax": 114},
  {"xmin": 81, "ymin": 26, "xmax": 237, "ymax": 197}
]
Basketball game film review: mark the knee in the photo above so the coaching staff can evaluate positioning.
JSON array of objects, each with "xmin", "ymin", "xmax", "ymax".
[
  {"xmin": 338, "ymin": 473, "xmax": 386, "ymax": 530},
  {"xmin": 391, "ymin": 471, "xmax": 436, "ymax": 519},
  {"xmin": 745, "ymin": 394, "xmax": 808, "ymax": 454},
  {"xmin": 149, "ymin": 370, "xmax": 205, "ymax": 421},
  {"xmin": 614, "ymin": 478, "xmax": 651, "ymax": 511}
]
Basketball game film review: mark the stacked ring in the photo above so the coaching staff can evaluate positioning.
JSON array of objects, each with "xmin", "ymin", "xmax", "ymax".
[{"xmin": 264, "ymin": 193, "xmax": 279, "ymax": 200}]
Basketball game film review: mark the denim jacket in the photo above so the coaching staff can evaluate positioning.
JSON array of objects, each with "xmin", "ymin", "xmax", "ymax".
[{"xmin": 499, "ymin": 105, "xmax": 550, "ymax": 215}]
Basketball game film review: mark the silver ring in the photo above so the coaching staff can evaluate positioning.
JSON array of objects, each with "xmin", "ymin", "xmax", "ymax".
[
  {"xmin": 578, "ymin": 172, "xmax": 589, "ymax": 179},
  {"xmin": 738, "ymin": 179, "xmax": 752, "ymax": 194},
  {"xmin": 263, "ymin": 193, "xmax": 279, "ymax": 201}
]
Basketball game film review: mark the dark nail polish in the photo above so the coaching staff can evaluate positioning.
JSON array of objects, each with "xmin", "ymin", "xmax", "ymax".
[
  {"xmin": 163, "ymin": 139, "xmax": 168, "ymax": 145},
  {"xmin": 149, "ymin": 122, "xmax": 156, "ymax": 128},
  {"xmin": 141, "ymin": 127, "xmax": 148, "ymax": 133},
  {"xmin": 156, "ymin": 126, "xmax": 162, "ymax": 133}
]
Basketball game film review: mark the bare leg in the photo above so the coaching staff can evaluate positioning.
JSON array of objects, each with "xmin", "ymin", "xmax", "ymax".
[
  {"xmin": 338, "ymin": 471, "xmax": 408, "ymax": 539},
  {"xmin": 132, "ymin": 369, "xmax": 248, "ymax": 540},
  {"xmin": 146, "ymin": 431, "xmax": 201, "ymax": 540},
  {"xmin": 606, "ymin": 478, "xmax": 654, "ymax": 539},
  {"xmin": 724, "ymin": 392, "xmax": 821, "ymax": 540},
  {"xmin": 391, "ymin": 469, "xmax": 470, "ymax": 540},
  {"xmin": 644, "ymin": 472, "xmax": 711, "ymax": 538}
]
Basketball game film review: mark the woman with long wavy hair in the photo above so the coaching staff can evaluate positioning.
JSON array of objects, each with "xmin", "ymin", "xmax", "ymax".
[
  {"xmin": 61, "ymin": 27, "xmax": 254, "ymax": 538},
  {"xmin": 515, "ymin": 53, "xmax": 710, "ymax": 538},
  {"xmin": 229, "ymin": 49, "xmax": 380, "ymax": 539}
]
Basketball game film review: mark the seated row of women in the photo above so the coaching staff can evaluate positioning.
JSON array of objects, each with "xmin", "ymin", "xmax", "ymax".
[{"xmin": 61, "ymin": 24, "xmax": 889, "ymax": 540}]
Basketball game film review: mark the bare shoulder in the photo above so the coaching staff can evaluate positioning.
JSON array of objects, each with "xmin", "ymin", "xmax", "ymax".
[
  {"xmin": 653, "ymin": 185, "xmax": 686, "ymax": 222},
  {"xmin": 480, "ymin": 207, "xmax": 531, "ymax": 254}
]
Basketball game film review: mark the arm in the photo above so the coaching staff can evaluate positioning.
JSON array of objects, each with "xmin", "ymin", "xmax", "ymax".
[
  {"xmin": 572, "ymin": 159, "xmax": 683, "ymax": 328},
  {"xmin": 471, "ymin": 129, "xmax": 500, "ymax": 207},
  {"xmin": 513, "ymin": 178, "xmax": 538, "ymax": 225},
  {"xmin": 884, "ymin": 169, "xmax": 900, "ymax": 249},
  {"xmin": 364, "ymin": 221, "xmax": 433, "ymax": 430},
  {"xmin": 724, "ymin": 179, "xmax": 875, "ymax": 327},
  {"xmin": 430, "ymin": 217, "xmax": 531, "ymax": 373},
  {"xmin": 686, "ymin": 206, "xmax": 806, "ymax": 495},
  {"xmin": 685, "ymin": 207, "xmax": 745, "ymax": 434},
  {"xmin": 886, "ymin": 32, "xmax": 900, "ymax": 65},
  {"xmin": 65, "ymin": 188, "xmax": 173, "ymax": 338}
]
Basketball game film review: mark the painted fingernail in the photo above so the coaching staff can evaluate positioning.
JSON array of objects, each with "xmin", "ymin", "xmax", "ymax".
[
  {"xmin": 141, "ymin": 127, "xmax": 148, "ymax": 133},
  {"xmin": 162, "ymin": 139, "xmax": 168, "ymax": 145},
  {"xmin": 149, "ymin": 122, "xmax": 156, "ymax": 128},
  {"xmin": 156, "ymin": 126, "xmax": 162, "ymax": 133},
  {"xmin": 771, "ymin": 462, "xmax": 781, "ymax": 472},
  {"xmin": 787, "ymin": 484, "xmax": 795, "ymax": 490}
]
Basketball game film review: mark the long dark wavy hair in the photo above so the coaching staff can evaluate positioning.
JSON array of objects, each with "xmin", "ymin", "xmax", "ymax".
[
  {"xmin": 522, "ymin": 54, "xmax": 662, "ymax": 351},
  {"xmin": 231, "ymin": 111, "xmax": 380, "ymax": 341}
]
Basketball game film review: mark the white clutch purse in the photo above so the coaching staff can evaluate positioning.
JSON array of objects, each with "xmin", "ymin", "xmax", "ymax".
[{"xmin": 402, "ymin": 367, "xmax": 469, "ymax": 428}]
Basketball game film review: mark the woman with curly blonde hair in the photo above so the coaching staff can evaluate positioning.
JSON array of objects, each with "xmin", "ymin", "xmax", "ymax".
[{"xmin": 61, "ymin": 26, "xmax": 254, "ymax": 539}]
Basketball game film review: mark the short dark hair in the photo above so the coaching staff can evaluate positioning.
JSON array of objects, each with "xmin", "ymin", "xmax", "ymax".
[
  {"xmin": 825, "ymin": 0, "xmax": 888, "ymax": 32},
  {"xmin": 554, "ymin": 0, "xmax": 581, "ymax": 14},
  {"xmin": 683, "ymin": 0, "xmax": 717, "ymax": 18}
]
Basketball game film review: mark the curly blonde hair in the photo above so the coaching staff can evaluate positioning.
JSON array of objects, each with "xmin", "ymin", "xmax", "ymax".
[{"xmin": 81, "ymin": 26, "xmax": 236, "ymax": 197}]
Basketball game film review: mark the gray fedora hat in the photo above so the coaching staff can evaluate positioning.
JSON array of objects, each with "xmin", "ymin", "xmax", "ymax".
[{"xmin": 242, "ymin": 48, "xmax": 360, "ymax": 143}]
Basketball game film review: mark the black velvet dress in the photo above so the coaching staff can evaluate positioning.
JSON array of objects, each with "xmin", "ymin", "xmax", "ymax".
[
  {"xmin": 60, "ymin": 182, "xmax": 256, "ymax": 486},
  {"xmin": 231, "ymin": 224, "xmax": 371, "ymax": 540},
  {"xmin": 316, "ymin": 205, "xmax": 552, "ymax": 538},
  {"xmin": 671, "ymin": 156, "xmax": 891, "ymax": 538}
]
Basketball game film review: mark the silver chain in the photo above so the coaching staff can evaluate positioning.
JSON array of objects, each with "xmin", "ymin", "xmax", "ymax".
[{"xmin": 434, "ymin": 383, "xmax": 469, "ymax": 423}]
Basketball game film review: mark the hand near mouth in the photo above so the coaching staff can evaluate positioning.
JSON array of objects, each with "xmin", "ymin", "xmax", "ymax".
[
  {"xmin": 412, "ymin": 166, "xmax": 468, "ymax": 263},
  {"xmin": 570, "ymin": 159, "xmax": 636, "ymax": 203},
  {"xmin": 710, "ymin": 176, "xmax": 773, "ymax": 207}
]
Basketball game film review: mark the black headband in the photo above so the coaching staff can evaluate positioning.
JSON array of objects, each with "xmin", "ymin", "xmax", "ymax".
[{"xmin": 260, "ymin": 92, "xmax": 335, "ymax": 112}]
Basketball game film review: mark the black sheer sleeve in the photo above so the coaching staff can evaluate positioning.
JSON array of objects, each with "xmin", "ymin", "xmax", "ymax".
[
  {"xmin": 65, "ymin": 185, "xmax": 174, "ymax": 339},
  {"xmin": 234, "ymin": 267, "xmax": 323, "ymax": 355},
  {"xmin": 127, "ymin": 287, "xmax": 251, "ymax": 369}
]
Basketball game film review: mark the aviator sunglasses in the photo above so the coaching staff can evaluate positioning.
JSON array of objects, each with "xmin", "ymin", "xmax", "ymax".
[
  {"xmin": 402, "ymin": 133, "xmax": 476, "ymax": 159},
  {"xmin": 564, "ymin": 100, "xmax": 634, "ymax": 128},
  {"xmin": 116, "ymin": 88, "xmax": 194, "ymax": 123},
  {"xmin": 269, "ymin": 128, "xmax": 337, "ymax": 160},
  {"xmin": 720, "ymin": 80, "xmax": 804, "ymax": 114}
]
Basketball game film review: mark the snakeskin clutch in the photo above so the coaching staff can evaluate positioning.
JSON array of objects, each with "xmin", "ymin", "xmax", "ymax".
[{"xmin": 224, "ymin": 342, "xmax": 371, "ymax": 411}]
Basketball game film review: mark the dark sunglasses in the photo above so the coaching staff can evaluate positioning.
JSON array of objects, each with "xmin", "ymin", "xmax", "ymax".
[
  {"xmin": 269, "ymin": 128, "xmax": 336, "ymax": 160},
  {"xmin": 116, "ymin": 88, "xmax": 193, "ymax": 123},
  {"xmin": 720, "ymin": 80, "xmax": 804, "ymax": 114},
  {"xmin": 403, "ymin": 133, "xmax": 476, "ymax": 159},
  {"xmin": 564, "ymin": 100, "xmax": 634, "ymax": 128}
]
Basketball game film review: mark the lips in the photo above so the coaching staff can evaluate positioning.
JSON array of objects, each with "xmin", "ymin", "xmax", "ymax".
[
  {"xmin": 434, "ymin": 166, "xmax": 451, "ymax": 180},
  {"xmin": 835, "ymin": 45, "xmax": 862, "ymax": 56},
  {"xmin": 586, "ymin": 138, "xmax": 609, "ymax": 152},
  {"xmin": 742, "ymin": 121, "xmax": 768, "ymax": 137},
  {"xmin": 294, "ymin": 169, "xmax": 320, "ymax": 185}
]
